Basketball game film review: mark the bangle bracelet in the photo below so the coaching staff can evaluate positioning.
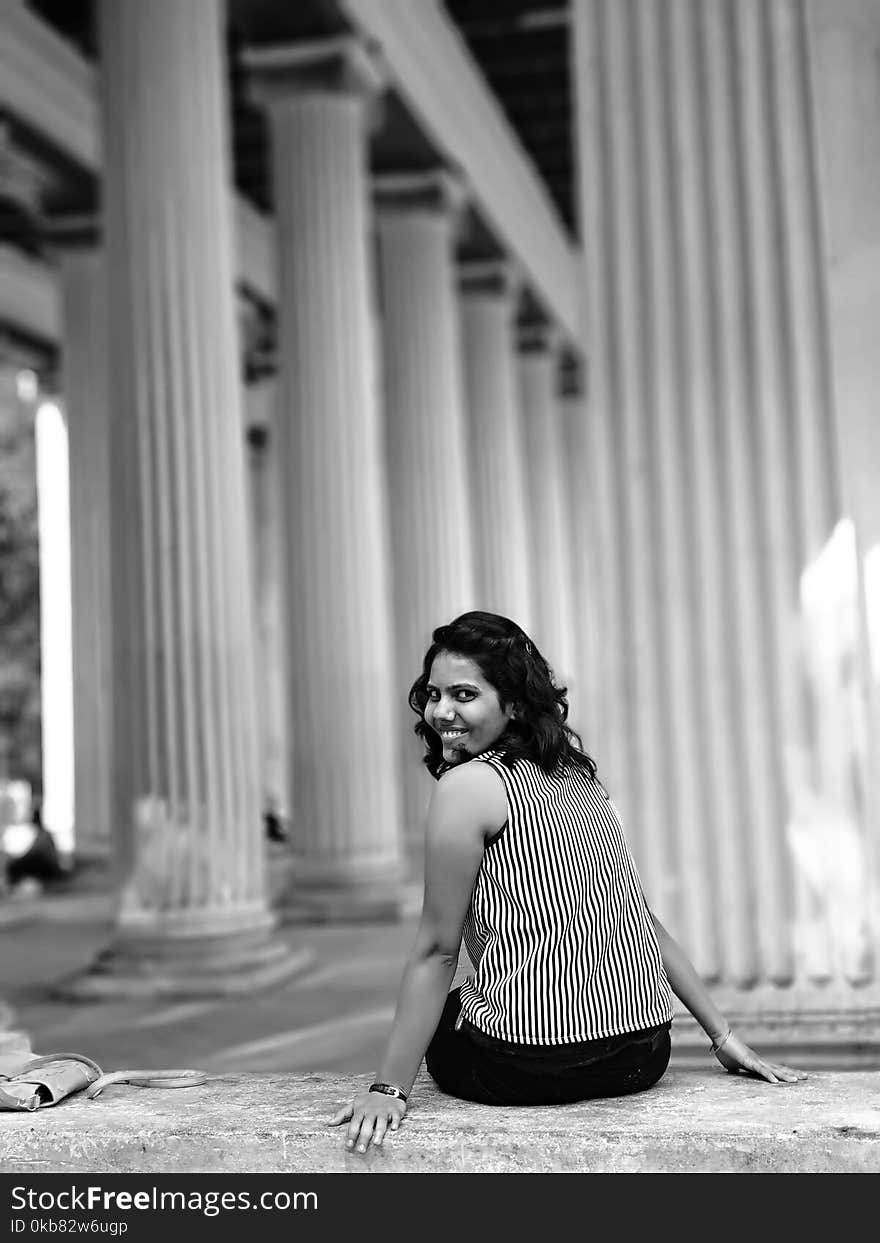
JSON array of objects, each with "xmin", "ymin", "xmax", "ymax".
[
  {"xmin": 369, "ymin": 1082, "xmax": 407, "ymax": 1104},
  {"xmin": 710, "ymin": 1028, "xmax": 732, "ymax": 1054}
]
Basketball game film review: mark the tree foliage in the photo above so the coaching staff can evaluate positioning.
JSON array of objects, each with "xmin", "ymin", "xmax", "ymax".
[{"xmin": 0, "ymin": 396, "xmax": 41, "ymax": 791}]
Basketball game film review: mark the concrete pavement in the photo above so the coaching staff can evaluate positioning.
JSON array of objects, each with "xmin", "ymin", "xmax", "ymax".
[{"xmin": 0, "ymin": 898, "xmax": 419, "ymax": 1076}]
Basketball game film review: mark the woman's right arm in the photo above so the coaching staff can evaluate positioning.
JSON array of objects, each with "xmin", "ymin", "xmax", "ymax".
[{"xmin": 328, "ymin": 761, "xmax": 505, "ymax": 1153}]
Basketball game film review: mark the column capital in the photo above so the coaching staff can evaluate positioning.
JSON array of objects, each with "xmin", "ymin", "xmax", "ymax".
[
  {"xmin": 243, "ymin": 36, "xmax": 386, "ymax": 109},
  {"xmin": 0, "ymin": 119, "xmax": 45, "ymax": 218},
  {"xmin": 458, "ymin": 258, "xmax": 523, "ymax": 302},
  {"xmin": 372, "ymin": 169, "xmax": 468, "ymax": 221},
  {"xmin": 41, "ymin": 213, "xmax": 102, "ymax": 252},
  {"xmin": 0, "ymin": 334, "xmax": 52, "ymax": 380},
  {"xmin": 559, "ymin": 351, "xmax": 586, "ymax": 399},
  {"xmin": 516, "ymin": 318, "xmax": 564, "ymax": 358},
  {"xmin": 237, "ymin": 290, "xmax": 276, "ymax": 385}
]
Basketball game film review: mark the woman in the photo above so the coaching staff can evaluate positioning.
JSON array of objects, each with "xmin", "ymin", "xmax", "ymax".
[{"xmin": 330, "ymin": 612, "xmax": 805, "ymax": 1153}]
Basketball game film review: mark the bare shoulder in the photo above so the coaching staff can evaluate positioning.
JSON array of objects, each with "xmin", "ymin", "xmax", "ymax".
[{"xmin": 431, "ymin": 759, "xmax": 507, "ymax": 838}]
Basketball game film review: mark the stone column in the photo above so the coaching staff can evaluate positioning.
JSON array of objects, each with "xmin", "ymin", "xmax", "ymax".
[
  {"xmin": 54, "ymin": 229, "xmax": 113, "ymax": 864},
  {"xmin": 246, "ymin": 39, "xmax": 410, "ymax": 920},
  {"xmin": 459, "ymin": 261, "xmax": 534, "ymax": 634},
  {"xmin": 807, "ymin": 0, "xmax": 880, "ymax": 994},
  {"xmin": 572, "ymin": 0, "xmax": 880, "ymax": 1056},
  {"xmin": 243, "ymin": 375, "xmax": 288, "ymax": 827},
  {"xmin": 70, "ymin": 0, "xmax": 307, "ymax": 995},
  {"xmin": 559, "ymin": 358, "xmax": 600, "ymax": 742},
  {"xmin": 516, "ymin": 324, "xmax": 578, "ymax": 697},
  {"xmin": 374, "ymin": 171, "xmax": 476, "ymax": 861}
]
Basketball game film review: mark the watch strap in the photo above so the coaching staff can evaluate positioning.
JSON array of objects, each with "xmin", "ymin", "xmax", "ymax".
[{"xmin": 368, "ymin": 1081, "xmax": 408, "ymax": 1104}]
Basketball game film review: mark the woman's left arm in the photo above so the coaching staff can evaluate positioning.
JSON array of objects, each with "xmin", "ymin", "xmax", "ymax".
[{"xmin": 650, "ymin": 911, "xmax": 807, "ymax": 1083}]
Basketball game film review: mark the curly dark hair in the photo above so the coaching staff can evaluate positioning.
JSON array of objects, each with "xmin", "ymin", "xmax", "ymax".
[{"xmin": 408, "ymin": 611, "xmax": 597, "ymax": 780}]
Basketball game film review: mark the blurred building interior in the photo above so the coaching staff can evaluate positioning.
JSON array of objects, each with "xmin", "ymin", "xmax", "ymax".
[{"xmin": 0, "ymin": 0, "xmax": 879, "ymax": 1060}]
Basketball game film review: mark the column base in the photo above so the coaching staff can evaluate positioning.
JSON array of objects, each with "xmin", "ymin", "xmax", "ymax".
[
  {"xmin": 274, "ymin": 850, "xmax": 422, "ymax": 924},
  {"xmin": 57, "ymin": 907, "xmax": 313, "ymax": 1000},
  {"xmin": 278, "ymin": 877, "xmax": 422, "ymax": 925},
  {"xmin": 672, "ymin": 1007, "xmax": 880, "ymax": 1069}
]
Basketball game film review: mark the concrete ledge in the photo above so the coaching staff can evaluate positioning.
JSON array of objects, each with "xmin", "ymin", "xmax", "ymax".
[{"xmin": 2, "ymin": 1069, "xmax": 879, "ymax": 1173}]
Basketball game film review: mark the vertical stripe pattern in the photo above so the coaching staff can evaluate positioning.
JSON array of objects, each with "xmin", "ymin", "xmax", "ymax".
[
  {"xmin": 61, "ymin": 247, "xmax": 113, "ymax": 860},
  {"xmin": 459, "ymin": 267, "xmax": 535, "ymax": 633},
  {"xmin": 572, "ymin": 0, "xmax": 843, "ymax": 988},
  {"xmin": 517, "ymin": 340, "xmax": 579, "ymax": 697},
  {"xmin": 376, "ymin": 190, "xmax": 476, "ymax": 857},
  {"xmin": 460, "ymin": 753, "xmax": 673, "ymax": 1043},
  {"xmin": 101, "ymin": 0, "xmax": 266, "ymax": 920},
  {"xmin": 263, "ymin": 86, "xmax": 405, "ymax": 885},
  {"xmin": 244, "ymin": 378, "xmax": 289, "ymax": 820}
]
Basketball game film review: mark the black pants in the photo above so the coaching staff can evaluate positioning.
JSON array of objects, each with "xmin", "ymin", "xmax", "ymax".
[{"xmin": 425, "ymin": 989, "xmax": 671, "ymax": 1106}]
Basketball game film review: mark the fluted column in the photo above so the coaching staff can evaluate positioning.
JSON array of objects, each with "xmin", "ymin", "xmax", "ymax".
[
  {"xmin": 244, "ymin": 377, "xmax": 289, "ymax": 824},
  {"xmin": 806, "ymin": 0, "xmax": 880, "ymax": 996},
  {"xmin": 246, "ymin": 39, "xmax": 409, "ymax": 920},
  {"xmin": 558, "ymin": 359, "xmax": 599, "ymax": 741},
  {"xmin": 572, "ymin": 0, "xmax": 880, "ymax": 1052},
  {"xmin": 459, "ymin": 262, "xmax": 534, "ymax": 633},
  {"xmin": 72, "ymin": 0, "xmax": 307, "ymax": 995},
  {"xmin": 516, "ymin": 324, "xmax": 578, "ymax": 697},
  {"xmin": 55, "ymin": 233, "xmax": 112, "ymax": 863},
  {"xmin": 374, "ymin": 171, "xmax": 476, "ymax": 861}
]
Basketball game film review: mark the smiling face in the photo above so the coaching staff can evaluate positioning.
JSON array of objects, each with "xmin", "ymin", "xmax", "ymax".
[{"xmin": 423, "ymin": 651, "xmax": 514, "ymax": 766}]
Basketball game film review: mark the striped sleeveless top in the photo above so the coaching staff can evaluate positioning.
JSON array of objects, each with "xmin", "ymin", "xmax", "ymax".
[{"xmin": 459, "ymin": 751, "xmax": 673, "ymax": 1044}]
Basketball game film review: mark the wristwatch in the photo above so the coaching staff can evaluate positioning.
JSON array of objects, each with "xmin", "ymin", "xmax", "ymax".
[{"xmin": 368, "ymin": 1081, "xmax": 408, "ymax": 1103}]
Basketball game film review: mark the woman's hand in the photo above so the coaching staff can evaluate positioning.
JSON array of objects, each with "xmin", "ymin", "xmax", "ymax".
[
  {"xmin": 328, "ymin": 1091, "xmax": 407, "ymax": 1153},
  {"xmin": 712, "ymin": 1031, "xmax": 807, "ymax": 1083}
]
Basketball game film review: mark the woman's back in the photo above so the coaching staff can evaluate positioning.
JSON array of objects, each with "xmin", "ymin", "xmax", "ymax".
[{"xmin": 459, "ymin": 752, "xmax": 674, "ymax": 1044}]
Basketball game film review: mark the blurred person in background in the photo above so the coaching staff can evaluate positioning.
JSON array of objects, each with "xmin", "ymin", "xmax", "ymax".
[{"xmin": 1, "ymin": 785, "xmax": 64, "ymax": 897}]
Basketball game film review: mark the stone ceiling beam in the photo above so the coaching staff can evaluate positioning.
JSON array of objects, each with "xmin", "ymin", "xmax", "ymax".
[
  {"xmin": 0, "ymin": 1, "xmax": 277, "ymax": 307},
  {"xmin": 0, "ymin": 244, "xmax": 59, "ymax": 342},
  {"xmin": 340, "ymin": 0, "xmax": 580, "ymax": 341}
]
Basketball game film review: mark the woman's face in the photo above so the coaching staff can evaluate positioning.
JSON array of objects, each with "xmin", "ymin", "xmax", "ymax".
[{"xmin": 424, "ymin": 651, "xmax": 514, "ymax": 766}]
